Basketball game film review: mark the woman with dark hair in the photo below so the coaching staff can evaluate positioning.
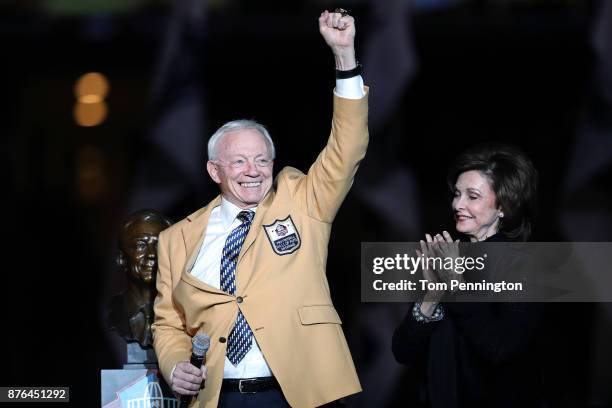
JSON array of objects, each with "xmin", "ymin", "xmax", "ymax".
[
  {"xmin": 392, "ymin": 143, "xmax": 544, "ymax": 407},
  {"xmin": 446, "ymin": 143, "xmax": 538, "ymax": 242}
]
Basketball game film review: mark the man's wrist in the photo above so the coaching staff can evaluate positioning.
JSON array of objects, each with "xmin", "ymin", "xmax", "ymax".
[
  {"xmin": 333, "ymin": 51, "xmax": 357, "ymax": 70},
  {"xmin": 336, "ymin": 62, "xmax": 362, "ymax": 80}
]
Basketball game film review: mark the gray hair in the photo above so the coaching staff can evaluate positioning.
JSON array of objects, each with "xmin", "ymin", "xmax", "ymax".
[{"xmin": 207, "ymin": 119, "xmax": 276, "ymax": 161}]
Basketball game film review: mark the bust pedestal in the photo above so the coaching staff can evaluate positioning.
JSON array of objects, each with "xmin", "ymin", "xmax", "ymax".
[
  {"xmin": 124, "ymin": 342, "xmax": 158, "ymax": 369},
  {"xmin": 101, "ymin": 343, "xmax": 177, "ymax": 408}
]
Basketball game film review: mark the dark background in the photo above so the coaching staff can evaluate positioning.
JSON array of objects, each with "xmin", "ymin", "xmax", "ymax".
[{"xmin": 2, "ymin": 0, "xmax": 612, "ymax": 406}]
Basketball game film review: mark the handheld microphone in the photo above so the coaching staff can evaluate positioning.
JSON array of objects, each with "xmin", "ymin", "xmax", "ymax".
[{"xmin": 179, "ymin": 332, "xmax": 210, "ymax": 408}]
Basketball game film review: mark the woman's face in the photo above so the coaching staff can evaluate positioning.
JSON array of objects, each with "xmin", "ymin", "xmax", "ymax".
[{"xmin": 452, "ymin": 170, "xmax": 502, "ymax": 241}]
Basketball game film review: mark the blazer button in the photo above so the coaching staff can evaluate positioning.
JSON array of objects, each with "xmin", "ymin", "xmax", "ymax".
[
  {"xmin": 237, "ymin": 296, "xmax": 244, "ymax": 303},
  {"xmin": 219, "ymin": 337, "xmax": 226, "ymax": 343}
]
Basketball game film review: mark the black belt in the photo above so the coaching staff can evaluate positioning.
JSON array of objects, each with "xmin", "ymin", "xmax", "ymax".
[{"xmin": 221, "ymin": 377, "xmax": 280, "ymax": 394}]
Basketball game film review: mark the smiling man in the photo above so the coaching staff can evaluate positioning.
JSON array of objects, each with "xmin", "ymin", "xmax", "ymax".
[
  {"xmin": 206, "ymin": 123, "xmax": 275, "ymax": 210},
  {"xmin": 152, "ymin": 9, "xmax": 368, "ymax": 408}
]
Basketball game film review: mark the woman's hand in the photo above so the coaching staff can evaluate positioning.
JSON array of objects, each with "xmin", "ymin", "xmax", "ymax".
[
  {"xmin": 430, "ymin": 231, "xmax": 464, "ymax": 287},
  {"xmin": 418, "ymin": 236, "xmax": 445, "ymax": 314}
]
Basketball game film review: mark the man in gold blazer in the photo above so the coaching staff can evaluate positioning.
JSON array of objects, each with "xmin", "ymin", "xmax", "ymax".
[{"xmin": 152, "ymin": 9, "xmax": 368, "ymax": 407}]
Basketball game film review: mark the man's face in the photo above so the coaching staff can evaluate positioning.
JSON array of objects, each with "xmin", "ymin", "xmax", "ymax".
[
  {"xmin": 207, "ymin": 129, "xmax": 274, "ymax": 209},
  {"xmin": 120, "ymin": 219, "xmax": 165, "ymax": 285}
]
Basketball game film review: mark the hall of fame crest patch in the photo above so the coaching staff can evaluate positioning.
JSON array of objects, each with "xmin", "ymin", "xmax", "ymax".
[{"xmin": 263, "ymin": 216, "xmax": 301, "ymax": 255}]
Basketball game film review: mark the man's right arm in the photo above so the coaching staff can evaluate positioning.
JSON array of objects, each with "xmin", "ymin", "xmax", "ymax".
[
  {"xmin": 153, "ymin": 229, "xmax": 207, "ymax": 395},
  {"xmin": 152, "ymin": 229, "xmax": 193, "ymax": 385}
]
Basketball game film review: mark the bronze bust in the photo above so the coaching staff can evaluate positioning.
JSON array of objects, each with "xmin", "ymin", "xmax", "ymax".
[{"xmin": 108, "ymin": 210, "xmax": 172, "ymax": 349}]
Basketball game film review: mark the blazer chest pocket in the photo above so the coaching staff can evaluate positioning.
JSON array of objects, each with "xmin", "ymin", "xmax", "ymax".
[{"xmin": 298, "ymin": 305, "xmax": 342, "ymax": 325}]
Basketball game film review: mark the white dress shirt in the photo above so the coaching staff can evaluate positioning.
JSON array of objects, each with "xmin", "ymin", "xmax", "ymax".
[
  {"xmin": 174, "ymin": 75, "xmax": 365, "ymax": 381},
  {"xmin": 190, "ymin": 198, "xmax": 272, "ymax": 378}
]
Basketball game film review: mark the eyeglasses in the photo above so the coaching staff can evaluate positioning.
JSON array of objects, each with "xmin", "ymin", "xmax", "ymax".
[{"xmin": 213, "ymin": 157, "xmax": 273, "ymax": 169}]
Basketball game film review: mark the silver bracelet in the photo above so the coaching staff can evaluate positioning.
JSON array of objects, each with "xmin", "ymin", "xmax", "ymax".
[{"xmin": 412, "ymin": 302, "xmax": 444, "ymax": 323}]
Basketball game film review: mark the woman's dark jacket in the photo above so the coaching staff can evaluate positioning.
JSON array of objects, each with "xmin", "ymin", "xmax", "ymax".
[{"xmin": 392, "ymin": 233, "xmax": 545, "ymax": 407}]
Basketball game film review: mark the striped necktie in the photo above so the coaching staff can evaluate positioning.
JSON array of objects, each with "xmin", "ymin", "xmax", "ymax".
[{"xmin": 220, "ymin": 210, "xmax": 255, "ymax": 365}]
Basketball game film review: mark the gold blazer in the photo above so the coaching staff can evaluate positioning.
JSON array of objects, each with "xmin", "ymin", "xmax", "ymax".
[{"xmin": 153, "ymin": 90, "xmax": 368, "ymax": 407}]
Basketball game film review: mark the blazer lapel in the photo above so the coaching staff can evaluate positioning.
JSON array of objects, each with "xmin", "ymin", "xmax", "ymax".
[
  {"xmin": 235, "ymin": 189, "xmax": 275, "ymax": 287},
  {"xmin": 181, "ymin": 196, "xmax": 221, "ymax": 278},
  {"xmin": 181, "ymin": 269, "xmax": 228, "ymax": 295},
  {"xmin": 180, "ymin": 196, "xmax": 228, "ymax": 295},
  {"xmin": 180, "ymin": 190, "xmax": 274, "ymax": 294},
  {"xmin": 239, "ymin": 189, "xmax": 274, "ymax": 264}
]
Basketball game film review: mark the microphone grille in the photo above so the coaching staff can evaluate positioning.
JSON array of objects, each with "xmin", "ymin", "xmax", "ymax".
[{"xmin": 192, "ymin": 333, "xmax": 210, "ymax": 356}]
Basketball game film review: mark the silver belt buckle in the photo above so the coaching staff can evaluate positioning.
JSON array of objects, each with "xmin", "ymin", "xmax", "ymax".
[{"xmin": 238, "ymin": 379, "xmax": 257, "ymax": 394}]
